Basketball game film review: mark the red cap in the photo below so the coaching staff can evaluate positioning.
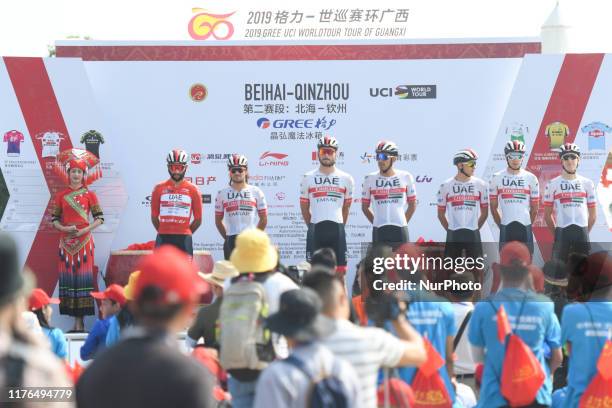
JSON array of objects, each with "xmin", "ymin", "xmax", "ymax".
[
  {"xmin": 91, "ymin": 284, "xmax": 126, "ymax": 306},
  {"xmin": 500, "ymin": 241, "xmax": 531, "ymax": 267},
  {"xmin": 134, "ymin": 245, "xmax": 205, "ymax": 304},
  {"xmin": 29, "ymin": 288, "xmax": 60, "ymax": 311}
]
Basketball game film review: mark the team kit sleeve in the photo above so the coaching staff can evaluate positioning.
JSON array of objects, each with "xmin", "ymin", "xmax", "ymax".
[
  {"xmin": 488, "ymin": 174, "xmax": 498, "ymax": 201},
  {"xmin": 299, "ymin": 175, "xmax": 309, "ymax": 203},
  {"xmin": 150, "ymin": 185, "xmax": 161, "ymax": 218},
  {"xmin": 530, "ymin": 174, "xmax": 540, "ymax": 203},
  {"xmin": 407, "ymin": 173, "xmax": 417, "ymax": 202},
  {"xmin": 585, "ymin": 179, "xmax": 597, "ymax": 207},
  {"xmin": 361, "ymin": 176, "xmax": 371, "ymax": 205},
  {"xmin": 256, "ymin": 187, "xmax": 268, "ymax": 215},
  {"xmin": 191, "ymin": 184, "xmax": 203, "ymax": 221},
  {"xmin": 214, "ymin": 190, "xmax": 224, "ymax": 217},
  {"xmin": 436, "ymin": 183, "xmax": 447, "ymax": 210},
  {"xmin": 480, "ymin": 180, "xmax": 489, "ymax": 207},
  {"xmin": 542, "ymin": 181, "xmax": 554, "ymax": 207},
  {"xmin": 345, "ymin": 174, "xmax": 355, "ymax": 204}
]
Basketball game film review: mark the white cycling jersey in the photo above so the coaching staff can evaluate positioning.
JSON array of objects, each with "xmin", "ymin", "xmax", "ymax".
[
  {"xmin": 215, "ymin": 184, "xmax": 267, "ymax": 236},
  {"xmin": 300, "ymin": 168, "xmax": 354, "ymax": 224},
  {"xmin": 361, "ymin": 170, "xmax": 417, "ymax": 227},
  {"xmin": 437, "ymin": 176, "xmax": 489, "ymax": 231},
  {"xmin": 489, "ymin": 169, "xmax": 540, "ymax": 226},
  {"xmin": 543, "ymin": 175, "xmax": 596, "ymax": 228}
]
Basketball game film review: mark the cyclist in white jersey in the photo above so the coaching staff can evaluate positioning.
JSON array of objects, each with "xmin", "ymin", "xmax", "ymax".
[
  {"xmin": 300, "ymin": 136, "xmax": 354, "ymax": 274},
  {"xmin": 362, "ymin": 141, "xmax": 416, "ymax": 247},
  {"xmin": 489, "ymin": 141, "xmax": 540, "ymax": 253},
  {"xmin": 543, "ymin": 143, "xmax": 596, "ymax": 263},
  {"xmin": 215, "ymin": 154, "xmax": 268, "ymax": 260},
  {"xmin": 437, "ymin": 149, "xmax": 489, "ymax": 261}
]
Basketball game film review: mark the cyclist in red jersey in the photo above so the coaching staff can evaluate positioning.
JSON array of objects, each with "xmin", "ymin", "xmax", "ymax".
[{"xmin": 150, "ymin": 149, "xmax": 203, "ymax": 256}]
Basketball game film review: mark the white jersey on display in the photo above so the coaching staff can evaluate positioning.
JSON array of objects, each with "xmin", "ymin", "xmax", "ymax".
[
  {"xmin": 543, "ymin": 175, "xmax": 596, "ymax": 228},
  {"xmin": 300, "ymin": 168, "xmax": 354, "ymax": 224},
  {"xmin": 489, "ymin": 169, "xmax": 540, "ymax": 226},
  {"xmin": 361, "ymin": 170, "xmax": 417, "ymax": 227},
  {"xmin": 39, "ymin": 132, "xmax": 63, "ymax": 158},
  {"xmin": 437, "ymin": 177, "xmax": 489, "ymax": 231},
  {"xmin": 215, "ymin": 185, "xmax": 268, "ymax": 236}
]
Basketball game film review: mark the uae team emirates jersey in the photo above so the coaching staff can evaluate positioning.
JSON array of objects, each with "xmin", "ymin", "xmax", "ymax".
[
  {"xmin": 361, "ymin": 170, "xmax": 417, "ymax": 227},
  {"xmin": 215, "ymin": 185, "xmax": 267, "ymax": 236},
  {"xmin": 300, "ymin": 168, "xmax": 354, "ymax": 224},
  {"xmin": 151, "ymin": 179, "xmax": 202, "ymax": 235},
  {"xmin": 488, "ymin": 169, "xmax": 540, "ymax": 226},
  {"xmin": 437, "ymin": 176, "xmax": 489, "ymax": 231},
  {"xmin": 543, "ymin": 175, "xmax": 596, "ymax": 228}
]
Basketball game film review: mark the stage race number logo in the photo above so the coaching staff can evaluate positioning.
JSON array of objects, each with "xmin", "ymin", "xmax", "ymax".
[
  {"xmin": 190, "ymin": 84, "xmax": 208, "ymax": 102},
  {"xmin": 188, "ymin": 9, "xmax": 236, "ymax": 41}
]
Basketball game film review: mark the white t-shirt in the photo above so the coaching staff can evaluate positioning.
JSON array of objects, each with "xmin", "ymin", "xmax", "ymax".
[
  {"xmin": 39, "ymin": 132, "xmax": 63, "ymax": 158},
  {"xmin": 437, "ymin": 177, "xmax": 489, "ymax": 231},
  {"xmin": 452, "ymin": 302, "xmax": 476, "ymax": 375},
  {"xmin": 300, "ymin": 168, "xmax": 354, "ymax": 224},
  {"xmin": 543, "ymin": 175, "xmax": 596, "ymax": 228},
  {"xmin": 321, "ymin": 318, "xmax": 405, "ymax": 408},
  {"xmin": 361, "ymin": 170, "xmax": 417, "ymax": 227},
  {"xmin": 215, "ymin": 185, "xmax": 267, "ymax": 236},
  {"xmin": 489, "ymin": 169, "xmax": 540, "ymax": 226}
]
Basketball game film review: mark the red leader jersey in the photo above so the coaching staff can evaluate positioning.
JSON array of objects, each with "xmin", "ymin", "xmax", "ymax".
[{"xmin": 151, "ymin": 179, "xmax": 202, "ymax": 235}]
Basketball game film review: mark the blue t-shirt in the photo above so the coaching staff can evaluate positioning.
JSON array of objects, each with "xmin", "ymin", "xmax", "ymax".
[
  {"xmin": 42, "ymin": 327, "xmax": 67, "ymax": 359},
  {"xmin": 392, "ymin": 291, "xmax": 458, "ymax": 406},
  {"xmin": 468, "ymin": 288, "xmax": 561, "ymax": 407},
  {"xmin": 561, "ymin": 301, "xmax": 612, "ymax": 408},
  {"xmin": 80, "ymin": 318, "xmax": 111, "ymax": 361},
  {"xmin": 105, "ymin": 315, "xmax": 121, "ymax": 347}
]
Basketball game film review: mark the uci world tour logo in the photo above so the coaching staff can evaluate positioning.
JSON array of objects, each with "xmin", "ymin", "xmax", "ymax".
[{"xmin": 188, "ymin": 9, "xmax": 236, "ymax": 40}]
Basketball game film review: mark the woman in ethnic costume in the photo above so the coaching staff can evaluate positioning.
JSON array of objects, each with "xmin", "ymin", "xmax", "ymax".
[{"xmin": 51, "ymin": 159, "xmax": 104, "ymax": 332}]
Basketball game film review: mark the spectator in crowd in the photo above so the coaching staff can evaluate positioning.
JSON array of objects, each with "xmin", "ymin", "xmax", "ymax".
[
  {"xmin": 105, "ymin": 271, "xmax": 138, "ymax": 347},
  {"xmin": 80, "ymin": 284, "xmax": 126, "ymax": 360},
  {"xmin": 303, "ymin": 269, "xmax": 425, "ymax": 408},
  {"xmin": 543, "ymin": 259, "xmax": 568, "ymax": 320},
  {"xmin": 76, "ymin": 245, "xmax": 215, "ymax": 408},
  {"xmin": 448, "ymin": 273, "xmax": 477, "ymax": 391},
  {"xmin": 186, "ymin": 260, "xmax": 238, "ymax": 349},
  {"xmin": 0, "ymin": 233, "xmax": 74, "ymax": 407},
  {"xmin": 253, "ymin": 288, "xmax": 362, "ymax": 408},
  {"xmin": 28, "ymin": 288, "xmax": 67, "ymax": 360},
  {"xmin": 560, "ymin": 251, "xmax": 612, "ymax": 407},
  {"xmin": 310, "ymin": 247, "xmax": 337, "ymax": 271},
  {"xmin": 468, "ymin": 241, "xmax": 563, "ymax": 407},
  {"xmin": 387, "ymin": 243, "xmax": 459, "ymax": 406},
  {"xmin": 221, "ymin": 228, "xmax": 298, "ymax": 408}
]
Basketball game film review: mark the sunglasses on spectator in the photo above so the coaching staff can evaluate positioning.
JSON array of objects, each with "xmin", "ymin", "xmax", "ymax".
[
  {"xmin": 319, "ymin": 148, "xmax": 336, "ymax": 156},
  {"xmin": 506, "ymin": 153, "xmax": 524, "ymax": 160},
  {"xmin": 464, "ymin": 160, "xmax": 476, "ymax": 168},
  {"xmin": 169, "ymin": 164, "xmax": 186, "ymax": 172},
  {"xmin": 230, "ymin": 167, "xmax": 245, "ymax": 174},
  {"xmin": 562, "ymin": 154, "xmax": 578, "ymax": 161}
]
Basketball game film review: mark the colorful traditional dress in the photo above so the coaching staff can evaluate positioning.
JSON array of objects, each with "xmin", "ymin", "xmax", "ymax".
[{"xmin": 51, "ymin": 187, "xmax": 103, "ymax": 316}]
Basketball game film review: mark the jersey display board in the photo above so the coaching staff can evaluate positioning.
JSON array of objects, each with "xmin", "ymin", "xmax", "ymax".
[
  {"xmin": 0, "ymin": 57, "xmax": 127, "ymax": 330},
  {"xmin": 483, "ymin": 54, "xmax": 612, "ymax": 262},
  {"xmin": 76, "ymin": 53, "xmax": 522, "ymax": 275}
]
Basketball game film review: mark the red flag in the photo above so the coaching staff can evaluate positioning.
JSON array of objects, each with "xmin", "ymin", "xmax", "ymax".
[
  {"xmin": 597, "ymin": 339, "xmax": 612, "ymax": 380},
  {"xmin": 418, "ymin": 338, "xmax": 445, "ymax": 377},
  {"xmin": 497, "ymin": 305, "xmax": 512, "ymax": 343}
]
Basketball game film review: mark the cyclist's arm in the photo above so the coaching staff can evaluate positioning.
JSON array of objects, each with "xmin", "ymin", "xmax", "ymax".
[
  {"xmin": 588, "ymin": 206, "xmax": 596, "ymax": 232},
  {"xmin": 257, "ymin": 212, "xmax": 267, "ymax": 230},
  {"xmin": 300, "ymin": 201, "xmax": 311, "ymax": 225},
  {"xmin": 214, "ymin": 213, "xmax": 227, "ymax": 239},
  {"xmin": 544, "ymin": 206, "xmax": 555, "ymax": 234},
  {"xmin": 529, "ymin": 200, "xmax": 539, "ymax": 224},
  {"xmin": 342, "ymin": 200, "xmax": 351, "ymax": 224},
  {"xmin": 150, "ymin": 187, "xmax": 160, "ymax": 231},
  {"xmin": 437, "ymin": 207, "xmax": 449, "ymax": 231},
  {"xmin": 405, "ymin": 200, "xmax": 416, "ymax": 224},
  {"xmin": 490, "ymin": 198, "xmax": 501, "ymax": 226},
  {"xmin": 361, "ymin": 200, "xmax": 374, "ymax": 224},
  {"xmin": 189, "ymin": 218, "xmax": 201, "ymax": 233},
  {"xmin": 478, "ymin": 206, "xmax": 488, "ymax": 229}
]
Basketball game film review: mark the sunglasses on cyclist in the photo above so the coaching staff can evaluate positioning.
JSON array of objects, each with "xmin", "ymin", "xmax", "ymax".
[
  {"xmin": 230, "ymin": 167, "xmax": 245, "ymax": 174},
  {"xmin": 506, "ymin": 153, "xmax": 524, "ymax": 161},
  {"xmin": 318, "ymin": 147, "xmax": 336, "ymax": 156},
  {"xmin": 562, "ymin": 154, "xmax": 578, "ymax": 161},
  {"xmin": 376, "ymin": 152, "xmax": 391, "ymax": 161},
  {"xmin": 464, "ymin": 160, "xmax": 476, "ymax": 168},
  {"xmin": 168, "ymin": 164, "xmax": 186, "ymax": 172}
]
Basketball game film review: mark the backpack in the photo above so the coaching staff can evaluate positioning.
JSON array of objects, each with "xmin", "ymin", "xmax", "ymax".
[
  {"xmin": 579, "ymin": 304, "xmax": 612, "ymax": 408},
  {"xmin": 412, "ymin": 337, "xmax": 452, "ymax": 408},
  {"xmin": 491, "ymin": 299, "xmax": 546, "ymax": 407},
  {"xmin": 218, "ymin": 275, "xmax": 275, "ymax": 375},
  {"xmin": 284, "ymin": 354, "xmax": 352, "ymax": 408}
]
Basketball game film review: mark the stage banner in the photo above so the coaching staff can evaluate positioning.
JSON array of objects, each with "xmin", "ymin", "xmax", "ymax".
[
  {"xmin": 0, "ymin": 57, "xmax": 127, "ymax": 308},
  {"xmin": 81, "ymin": 57, "xmax": 522, "ymax": 275},
  {"xmin": 483, "ymin": 53, "xmax": 612, "ymax": 263}
]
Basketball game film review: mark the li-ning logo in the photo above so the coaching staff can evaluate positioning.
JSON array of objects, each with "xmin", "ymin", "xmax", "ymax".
[
  {"xmin": 259, "ymin": 151, "xmax": 289, "ymax": 167},
  {"xmin": 188, "ymin": 9, "xmax": 236, "ymax": 40}
]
